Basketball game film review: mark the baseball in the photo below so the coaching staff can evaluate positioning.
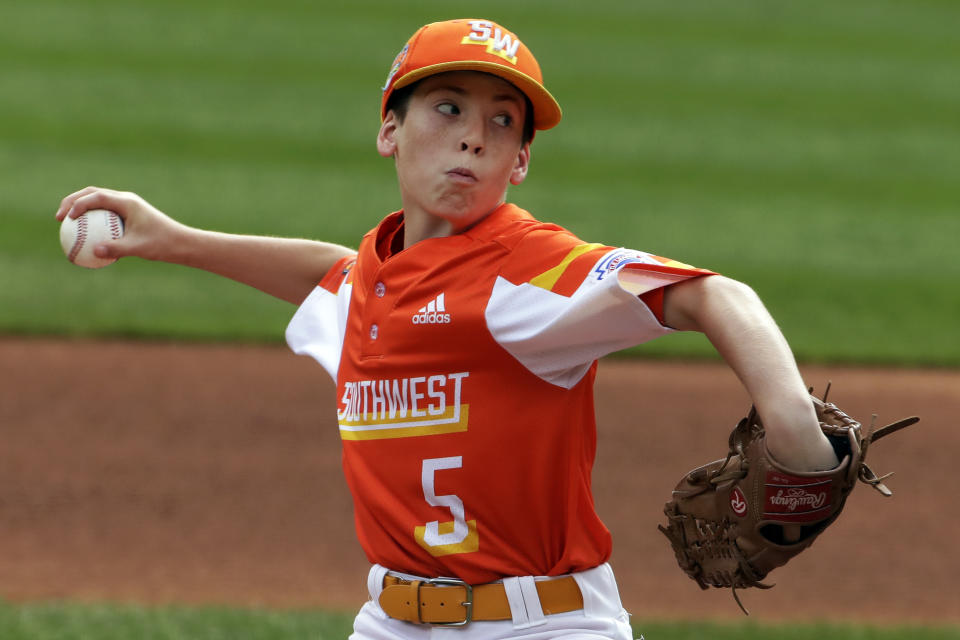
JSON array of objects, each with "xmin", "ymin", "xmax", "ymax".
[{"xmin": 60, "ymin": 209, "xmax": 124, "ymax": 269}]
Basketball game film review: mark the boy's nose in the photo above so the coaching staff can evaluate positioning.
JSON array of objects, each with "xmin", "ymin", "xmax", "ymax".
[
  {"xmin": 460, "ymin": 141, "xmax": 483, "ymax": 155},
  {"xmin": 459, "ymin": 117, "xmax": 485, "ymax": 155}
]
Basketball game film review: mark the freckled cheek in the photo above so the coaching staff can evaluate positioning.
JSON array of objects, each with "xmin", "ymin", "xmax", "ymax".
[
  {"xmin": 399, "ymin": 162, "xmax": 444, "ymax": 200},
  {"xmin": 408, "ymin": 118, "xmax": 449, "ymax": 145}
]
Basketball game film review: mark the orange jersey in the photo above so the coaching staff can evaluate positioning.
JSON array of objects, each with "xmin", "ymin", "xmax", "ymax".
[{"xmin": 286, "ymin": 203, "xmax": 713, "ymax": 584}]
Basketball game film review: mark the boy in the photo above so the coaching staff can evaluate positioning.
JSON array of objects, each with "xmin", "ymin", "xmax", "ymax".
[{"xmin": 56, "ymin": 18, "xmax": 838, "ymax": 640}]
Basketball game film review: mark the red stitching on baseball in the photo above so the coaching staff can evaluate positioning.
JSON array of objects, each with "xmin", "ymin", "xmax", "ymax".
[
  {"xmin": 69, "ymin": 215, "xmax": 88, "ymax": 263},
  {"xmin": 109, "ymin": 213, "xmax": 122, "ymax": 239}
]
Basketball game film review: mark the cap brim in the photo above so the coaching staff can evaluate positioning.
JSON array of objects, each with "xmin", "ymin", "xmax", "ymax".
[{"xmin": 392, "ymin": 61, "xmax": 562, "ymax": 131}]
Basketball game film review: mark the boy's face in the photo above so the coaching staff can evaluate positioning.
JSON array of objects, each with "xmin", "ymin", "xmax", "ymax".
[{"xmin": 377, "ymin": 71, "xmax": 531, "ymax": 231}]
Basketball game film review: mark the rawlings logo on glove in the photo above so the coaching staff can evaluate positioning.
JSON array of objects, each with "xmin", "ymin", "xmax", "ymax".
[
  {"xmin": 765, "ymin": 473, "xmax": 832, "ymax": 519},
  {"xmin": 658, "ymin": 385, "xmax": 919, "ymax": 614}
]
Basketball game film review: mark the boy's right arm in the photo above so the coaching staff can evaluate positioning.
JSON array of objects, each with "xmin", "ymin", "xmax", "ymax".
[{"xmin": 56, "ymin": 186, "xmax": 355, "ymax": 305}]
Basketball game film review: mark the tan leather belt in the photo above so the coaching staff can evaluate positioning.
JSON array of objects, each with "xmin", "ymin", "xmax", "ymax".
[{"xmin": 379, "ymin": 574, "xmax": 583, "ymax": 626}]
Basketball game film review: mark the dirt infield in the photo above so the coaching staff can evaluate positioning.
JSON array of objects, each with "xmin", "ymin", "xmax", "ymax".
[{"xmin": 1, "ymin": 337, "xmax": 957, "ymax": 623}]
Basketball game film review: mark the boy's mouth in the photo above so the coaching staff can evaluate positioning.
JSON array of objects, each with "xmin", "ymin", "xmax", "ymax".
[{"xmin": 446, "ymin": 167, "xmax": 477, "ymax": 183}]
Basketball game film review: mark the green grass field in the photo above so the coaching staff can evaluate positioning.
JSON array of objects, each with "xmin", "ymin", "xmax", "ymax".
[
  {"xmin": 2, "ymin": 0, "xmax": 958, "ymax": 364},
  {"xmin": 2, "ymin": 601, "xmax": 959, "ymax": 640},
  {"xmin": 2, "ymin": 0, "xmax": 958, "ymax": 636}
]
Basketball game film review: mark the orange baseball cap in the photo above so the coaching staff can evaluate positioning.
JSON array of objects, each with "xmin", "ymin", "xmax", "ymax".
[{"xmin": 381, "ymin": 19, "xmax": 562, "ymax": 131}]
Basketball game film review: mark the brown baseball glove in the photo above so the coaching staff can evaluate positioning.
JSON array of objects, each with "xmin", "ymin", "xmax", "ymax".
[{"xmin": 658, "ymin": 385, "xmax": 919, "ymax": 614}]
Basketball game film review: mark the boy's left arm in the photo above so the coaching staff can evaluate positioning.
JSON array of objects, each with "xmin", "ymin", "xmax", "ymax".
[{"xmin": 662, "ymin": 275, "xmax": 839, "ymax": 471}]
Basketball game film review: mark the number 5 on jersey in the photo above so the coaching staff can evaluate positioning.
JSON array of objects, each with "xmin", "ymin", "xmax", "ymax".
[{"xmin": 415, "ymin": 456, "xmax": 480, "ymax": 557}]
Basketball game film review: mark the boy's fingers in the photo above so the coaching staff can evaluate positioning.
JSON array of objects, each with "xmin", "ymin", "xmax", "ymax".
[
  {"xmin": 56, "ymin": 186, "xmax": 133, "ymax": 222},
  {"xmin": 67, "ymin": 190, "xmax": 129, "ymax": 221},
  {"xmin": 56, "ymin": 185, "xmax": 102, "ymax": 221}
]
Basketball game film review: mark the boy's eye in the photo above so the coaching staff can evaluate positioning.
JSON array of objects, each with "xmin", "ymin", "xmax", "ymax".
[
  {"xmin": 493, "ymin": 114, "xmax": 513, "ymax": 127},
  {"xmin": 437, "ymin": 103, "xmax": 460, "ymax": 115}
]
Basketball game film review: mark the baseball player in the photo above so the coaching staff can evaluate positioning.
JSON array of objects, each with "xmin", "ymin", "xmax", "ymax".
[{"xmin": 56, "ymin": 18, "xmax": 839, "ymax": 639}]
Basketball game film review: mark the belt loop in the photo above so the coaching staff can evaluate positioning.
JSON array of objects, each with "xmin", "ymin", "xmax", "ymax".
[
  {"xmin": 503, "ymin": 576, "xmax": 548, "ymax": 629},
  {"xmin": 519, "ymin": 577, "xmax": 546, "ymax": 626},
  {"xmin": 368, "ymin": 564, "xmax": 389, "ymax": 602},
  {"xmin": 502, "ymin": 578, "xmax": 528, "ymax": 627},
  {"xmin": 412, "ymin": 580, "xmax": 423, "ymax": 624}
]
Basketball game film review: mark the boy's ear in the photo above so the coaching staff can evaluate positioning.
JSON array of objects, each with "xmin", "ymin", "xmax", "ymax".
[
  {"xmin": 509, "ymin": 143, "xmax": 531, "ymax": 185},
  {"xmin": 377, "ymin": 112, "xmax": 399, "ymax": 158}
]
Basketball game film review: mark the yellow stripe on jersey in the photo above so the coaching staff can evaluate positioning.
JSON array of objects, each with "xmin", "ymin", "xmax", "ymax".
[
  {"xmin": 415, "ymin": 519, "xmax": 480, "ymax": 557},
  {"xmin": 339, "ymin": 405, "xmax": 470, "ymax": 440},
  {"xmin": 529, "ymin": 243, "xmax": 605, "ymax": 292},
  {"xmin": 659, "ymin": 258, "xmax": 696, "ymax": 270}
]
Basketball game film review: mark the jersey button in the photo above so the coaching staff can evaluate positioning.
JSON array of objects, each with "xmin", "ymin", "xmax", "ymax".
[
  {"xmin": 369, "ymin": 324, "xmax": 379, "ymax": 340},
  {"xmin": 374, "ymin": 282, "xmax": 386, "ymax": 297}
]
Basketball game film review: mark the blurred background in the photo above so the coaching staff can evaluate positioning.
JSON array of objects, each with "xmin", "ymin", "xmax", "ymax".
[
  {"xmin": 1, "ymin": 0, "xmax": 958, "ymax": 636},
  {"xmin": 2, "ymin": 0, "xmax": 957, "ymax": 364}
]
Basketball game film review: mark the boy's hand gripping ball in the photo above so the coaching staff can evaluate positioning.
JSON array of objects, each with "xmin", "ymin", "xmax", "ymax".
[{"xmin": 60, "ymin": 209, "xmax": 124, "ymax": 269}]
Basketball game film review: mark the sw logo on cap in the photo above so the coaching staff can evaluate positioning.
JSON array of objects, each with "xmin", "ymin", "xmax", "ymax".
[{"xmin": 461, "ymin": 20, "xmax": 520, "ymax": 65}]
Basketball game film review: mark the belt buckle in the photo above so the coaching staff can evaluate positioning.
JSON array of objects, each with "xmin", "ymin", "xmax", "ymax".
[{"xmin": 422, "ymin": 576, "xmax": 473, "ymax": 626}]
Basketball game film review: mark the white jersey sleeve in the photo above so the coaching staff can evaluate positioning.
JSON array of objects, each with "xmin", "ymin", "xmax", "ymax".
[
  {"xmin": 486, "ymin": 245, "xmax": 712, "ymax": 389},
  {"xmin": 285, "ymin": 256, "xmax": 356, "ymax": 382}
]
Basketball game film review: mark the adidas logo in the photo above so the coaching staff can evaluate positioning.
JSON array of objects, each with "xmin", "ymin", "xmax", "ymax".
[{"xmin": 412, "ymin": 293, "xmax": 452, "ymax": 325}]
